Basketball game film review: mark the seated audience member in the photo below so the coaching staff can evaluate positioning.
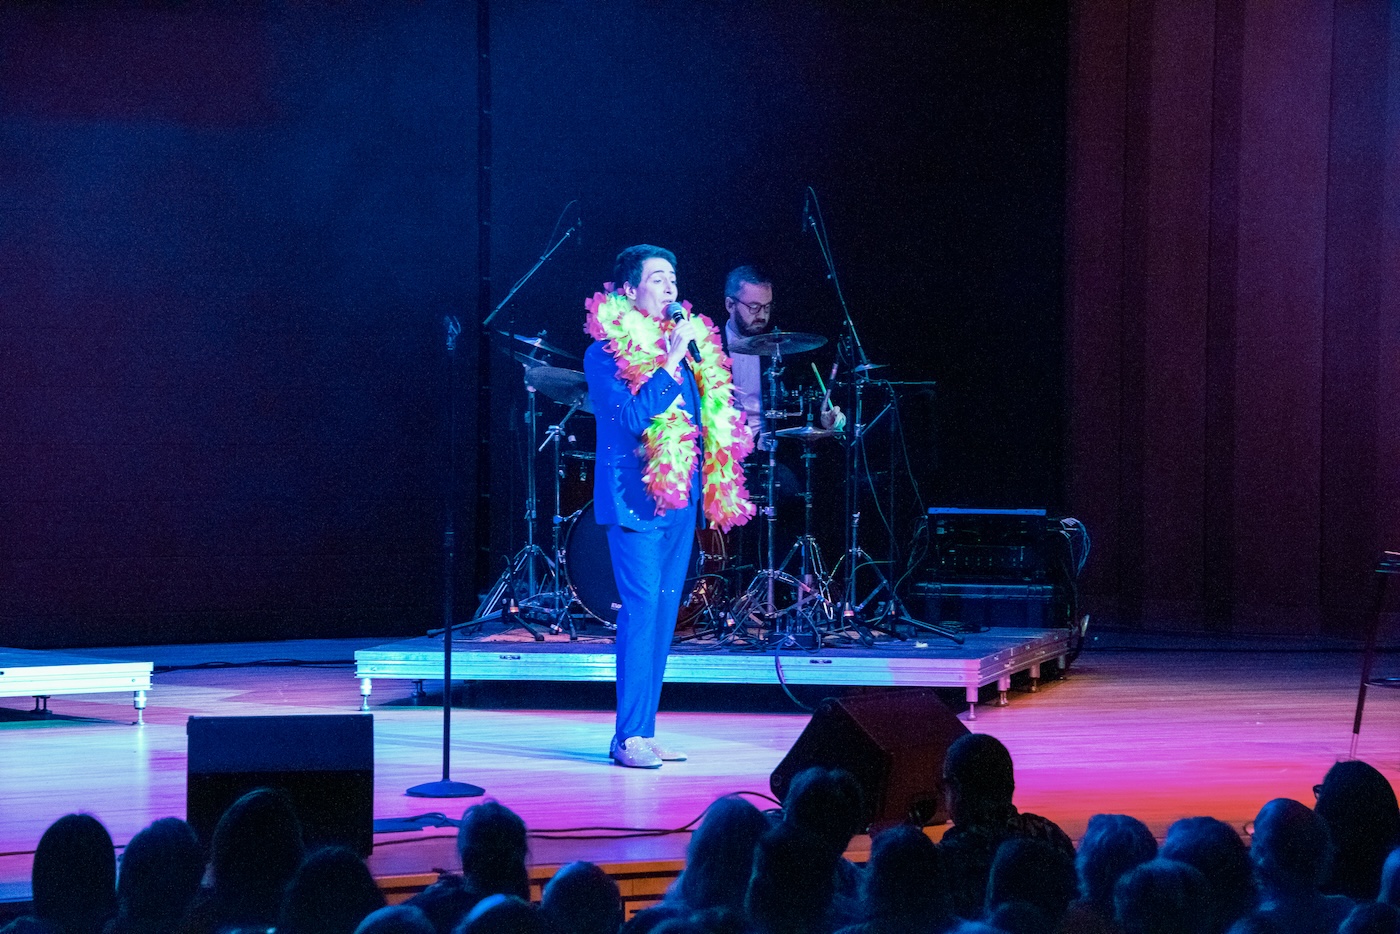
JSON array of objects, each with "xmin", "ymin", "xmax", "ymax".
[
  {"xmin": 408, "ymin": 801, "xmax": 531, "ymax": 934},
  {"xmin": 746, "ymin": 822, "xmax": 841, "ymax": 934},
  {"xmin": 1065, "ymin": 814, "xmax": 1157, "ymax": 934},
  {"xmin": 179, "ymin": 788, "xmax": 305, "ymax": 934},
  {"xmin": 986, "ymin": 839, "xmax": 1077, "ymax": 933},
  {"xmin": 837, "ymin": 824, "xmax": 953, "ymax": 934},
  {"xmin": 453, "ymin": 895, "xmax": 546, "ymax": 934},
  {"xmin": 1160, "ymin": 817, "xmax": 1256, "ymax": 934},
  {"xmin": 783, "ymin": 768, "xmax": 867, "ymax": 923},
  {"xmin": 541, "ymin": 861, "xmax": 622, "ymax": 934},
  {"xmin": 986, "ymin": 902, "xmax": 1055, "ymax": 934},
  {"xmin": 0, "ymin": 814, "xmax": 117, "ymax": 934},
  {"xmin": 937, "ymin": 734, "xmax": 1075, "ymax": 919},
  {"xmin": 667, "ymin": 796, "xmax": 771, "ymax": 915},
  {"xmin": 1249, "ymin": 798, "xmax": 1353, "ymax": 934},
  {"xmin": 1314, "ymin": 761, "xmax": 1400, "ymax": 902},
  {"xmin": 277, "ymin": 847, "xmax": 386, "ymax": 934},
  {"xmin": 353, "ymin": 907, "xmax": 435, "ymax": 934},
  {"xmin": 1379, "ymin": 849, "xmax": 1400, "ymax": 909},
  {"xmin": 108, "ymin": 818, "xmax": 206, "ymax": 934},
  {"xmin": 1114, "ymin": 858, "xmax": 1210, "ymax": 934},
  {"xmin": 1338, "ymin": 903, "xmax": 1400, "ymax": 934}
]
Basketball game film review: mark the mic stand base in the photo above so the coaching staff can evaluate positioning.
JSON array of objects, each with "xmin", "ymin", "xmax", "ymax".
[{"xmin": 406, "ymin": 779, "xmax": 485, "ymax": 799}]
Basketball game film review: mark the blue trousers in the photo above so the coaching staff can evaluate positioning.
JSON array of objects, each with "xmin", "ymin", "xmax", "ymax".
[{"xmin": 607, "ymin": 508, "xmax": 695, "ymax": 742}]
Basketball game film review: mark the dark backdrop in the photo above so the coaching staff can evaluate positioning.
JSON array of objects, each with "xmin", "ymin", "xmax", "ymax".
[
  {"xmin": 1, "ymin": 1, "xmax": 1067, "ymax": 648},
  {"xmin": 1067, "ymin": 0, "xmax": 1400, "ymax": 636}
]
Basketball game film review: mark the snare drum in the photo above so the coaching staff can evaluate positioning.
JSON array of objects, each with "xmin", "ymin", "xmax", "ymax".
[{"xmin": 564, "ymin": 501, "xmax": 728, "ymax": 634}]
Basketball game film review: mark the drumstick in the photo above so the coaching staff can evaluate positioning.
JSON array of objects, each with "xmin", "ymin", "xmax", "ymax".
[{"xmin": 812, "ymin": 362, "xmax": 837, "ymax": 410}]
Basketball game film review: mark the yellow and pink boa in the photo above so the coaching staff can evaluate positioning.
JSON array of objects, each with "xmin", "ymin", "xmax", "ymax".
[{"xmin": 584, "ymin": 285, "xmax": 756, "ymax": 532}]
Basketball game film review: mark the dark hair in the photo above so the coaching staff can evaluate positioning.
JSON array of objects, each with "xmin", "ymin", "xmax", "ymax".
[
  {"xmin": 862, "ymin": 823, "xmax": 951, "ymax": 924},
  {"xmin": 1160, "ymin": 817, "xmax": 1256, "ymax": 933},
  {"xmin": 355, "ymin": 905, "xmax": 437, "ymax": 934},
  {"xmin": 745, "ymin": 822, "xmax": 839, "ymax": 934},
  {"xmin": 672, "ymin": 796, "xmax": 771, "ymax": 913},
  {"xmin": 724, "ymin": 265, "xmax": 771, "ymax": 299},
  {"xmin": 783, "ymin": 767, "xmax": 866, "ymax": 853},
  {"xmin": 1077, "ymin": 814, "xmax": 1158, "ymax": 915},
  {"xmin": 279, "ymin": 846, "xmax": 387, "ymax": 934},
  {"xmin": 32, "ymin": 813, "xmax": 117, "ymax": 934},
  {"xmin": 209, "ymin": 787, "xmax": 306, "ymax": 925},
  {"xmin": 1114, "ymin": 858, "xmax": 1211, "ymax": 934},
  {"xmin": 943, "ymin": 733, "xmax": 1015, "ymax": 809},
  {"xmin": 614, "ymin": 245, "xmax": 677, "ymax": 290},
  {"xmin": 457, "ymin": 801, "xmax": 530, "ymax": 901},
  {"xmin": 1250, "ymin": 798, "xmax": 1334, "ymax": 893},
  {"xmin": 454, "ymin": 894, "xmax": 546, "ymax": 934},
  {"xmin": 1315, "ymin": 760, "xmax": 1400, "ymax": 900},
  {"xmin": 1340, "ymin": 902, "xmax": 1400, "ymax": 934},
  {"xmin": 115, "ymin": 817, "xmax": 205, "ymax": 929},
  {"xmin": 987, "ymin": 837, "xmax": 1077, "ymax": 925},
  {"xmin": 541, "ymin": 861, "xmax": 622, "ymax": 934}
]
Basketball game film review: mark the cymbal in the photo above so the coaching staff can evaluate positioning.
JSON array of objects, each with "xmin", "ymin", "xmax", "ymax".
[
  {"xmin": 773, "ymin": 425, "xmax": 839, "ymax": 441},
  {"xmin": 498, "ymin": 330, "xmax": 579, "ymax": 361},
  {"xmin": 526, "ymin": 366, "xmax": 592, "ymax": 413},
  {"xmin": 853, "ymin": 362, "xmax": 887, "ymax": 373},
  {"xmin": 512, "ymin": 351, "xmax": 548, "ymax": 369},
  {"xmin": 728, "ymin": 331, "xmax": 828, "ymax": 357}
]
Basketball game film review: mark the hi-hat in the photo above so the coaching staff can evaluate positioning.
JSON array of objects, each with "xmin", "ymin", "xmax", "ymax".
[
  {"xmin": 498, "ymin": 331, "xmax": 579, "ymax": 361},
  {"xmin": 526, "ymin": 366, "xmax": 592, "ymax": 413},
  {"xmin": 774, "ymin": 425, "xmax": 839, "ymax": 442},
  {"xmin": 728, "ymin": 331, "xmax": 828, "ymax": 357}
]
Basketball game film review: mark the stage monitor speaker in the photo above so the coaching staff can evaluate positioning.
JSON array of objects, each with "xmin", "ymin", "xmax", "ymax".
[
  {"xmin": 187, "ymin": 714, "xmax": 374, "ymax": 857},
  {"xmin": 770, "ymin": 688, "xmax": 968, "ymax": 830}
]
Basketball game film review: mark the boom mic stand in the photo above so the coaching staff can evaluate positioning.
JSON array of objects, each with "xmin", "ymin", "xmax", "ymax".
[
  {"xmin": 407, "ymin": 316, "xmax": 485, "ymax": 798},
  {"xmin": 802, "ymin": 187, "xmax": 962, "ymax": 645}
]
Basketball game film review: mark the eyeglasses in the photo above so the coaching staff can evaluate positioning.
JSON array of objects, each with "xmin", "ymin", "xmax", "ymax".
[{"xmin": 728, "ymin": 298, "xmax": 774, "ymax": 316}]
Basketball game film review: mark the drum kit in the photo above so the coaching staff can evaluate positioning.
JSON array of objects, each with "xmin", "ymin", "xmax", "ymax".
[{"xmin": 466, "ymin": 325, "xmax": 963, "ymax": 649}]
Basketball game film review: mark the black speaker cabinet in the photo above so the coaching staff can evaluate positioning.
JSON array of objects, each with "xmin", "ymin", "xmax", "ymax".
[
  {"xmin": 187, "ymin": 714, "xmax": 374, "ymax": 857},
  {"xmin": 770, "ymin": 689, "xmax": 969, "ymax": 830}
]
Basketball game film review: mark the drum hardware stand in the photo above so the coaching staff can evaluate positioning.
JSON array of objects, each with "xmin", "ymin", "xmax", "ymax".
[
  {"xmin": 800, "ymin": 185, "xmax": 958, "ymax": 645},
  {"xmin": 774, "ymin": 423, "xmax": 836, "ymax": 631},
  {"xmin": 531, "ymin": 400, "xmax": 585, "ymax": 639},
  {"xmin": 465, "ymin": 372, "xmax": 553, "ymax": 641}
]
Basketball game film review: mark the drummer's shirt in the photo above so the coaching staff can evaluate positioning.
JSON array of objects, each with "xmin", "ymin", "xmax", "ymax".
[{"xmin": 724, "ymin": 318, "xmax": 763, "ymax": 437}]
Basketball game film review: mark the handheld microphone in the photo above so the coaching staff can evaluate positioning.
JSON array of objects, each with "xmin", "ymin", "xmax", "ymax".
[{"xmin": 666, "ymin": 302, "xmax": 701, "ymax": 362}]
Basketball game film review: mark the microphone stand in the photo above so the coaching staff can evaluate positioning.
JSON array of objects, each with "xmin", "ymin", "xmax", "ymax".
[
  {"xmin": 481, "ymin": 218, "xmax": 580, "ymax": 330},
  {"xmin": 802, "ymin": 188, "xmax": 961, "ymax": 646},
  {"xmin": 407, "ymin": 317, "xmax": 486, "ymax": 798}
]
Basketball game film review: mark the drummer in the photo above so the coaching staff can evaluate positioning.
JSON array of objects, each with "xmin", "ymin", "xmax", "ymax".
[{"xmin": 721, "ymin": 265, "xmax": 845, "ymax": 437}]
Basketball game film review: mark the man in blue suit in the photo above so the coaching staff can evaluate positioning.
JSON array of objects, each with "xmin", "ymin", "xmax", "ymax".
[{"xmin": 584, "ymin": 244, "xmax": 709, "ymax": 768}]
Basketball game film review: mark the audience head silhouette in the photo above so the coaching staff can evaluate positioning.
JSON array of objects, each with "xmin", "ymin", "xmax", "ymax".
[
  {"xmin": 1114, "ymin": 858, "xmax": 1211, "ymax": 934},
  {"xmin": 113, "ymin": 817, "xmax": 204, "ymax": 934},
  {"xmin": 457, "ymin": 801, "xmax": 530, "ymax": 902},
  {"xmin": 209, "ymin": 787, "xmax": 306, "ymax": 927},
  {"xmin": 1250, "ymin": 798, "xmax": 1334, "ymax": 895},
  {"xmin": 31, "ymin": 813, "xmax": 117, "ymax": 934},
  {"xmin": 1077, "ymin": 814, "xmax": 1158, "ymax": 916},
  {"xmin": 745, "ymin": 822, "xmax": 839, "ymax": 934},
  {"xmin": 278, "ymin": 846, "xmax": 386, "ymax": 934},
  {"xmin": 1160, "ymin": 816, "xmax": 1255, "ymax": 933},
  {"xmin": 1313, "ymin": 760, "xmax": 1400, "ymax": 901},
  {"xmin": 541, "ymin": 861, "xmax": 622, "ymax": 934},
  {"xmin": 783, "ymin": 767, "xmax": 866, "ymax": 856},
  {"xmin": 672, "ymin": 796, "xmax": 771, "ymax": 914},
  {"xmin": 987, "ymin": 837, "xmax": 1077, "ymax": 927},
  {"xmin": 942, "ymin": 733, "xmax": 1016, "ymax": 823}
]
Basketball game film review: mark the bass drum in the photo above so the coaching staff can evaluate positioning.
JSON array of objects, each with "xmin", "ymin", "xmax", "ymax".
[{"xmin": 564, "ymin": 501, "xmax": 728, "ymax": 635}]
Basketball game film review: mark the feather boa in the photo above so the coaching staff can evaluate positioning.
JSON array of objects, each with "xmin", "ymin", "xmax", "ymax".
[{"xmin": 584, "ymin": 285, "xmax": 756, "ymax": 531}]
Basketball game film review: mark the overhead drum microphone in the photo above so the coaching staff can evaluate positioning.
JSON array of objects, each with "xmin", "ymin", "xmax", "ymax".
[{"xmin": 665, "ymin": 302, "xmax": 702, "ymax": 362}]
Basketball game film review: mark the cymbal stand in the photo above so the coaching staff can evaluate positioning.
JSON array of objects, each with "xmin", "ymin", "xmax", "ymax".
[
  {"xmin": 776, "ymin": 411, "xmax": 836, "ymax": 630},
  {"xmin": 837, "ymin": 370, "xmax": 961, "ymax": 644},
  {"xmin": 731, "ymin": 349, "xmax": 822, "ymax": 650},
  {"xmin": 466, "ymin": 371, "xmax": 550, "ymax": 640},
  {"xmin": 530, "ymin": 400, "xmax": 583, "ymax": 639}
]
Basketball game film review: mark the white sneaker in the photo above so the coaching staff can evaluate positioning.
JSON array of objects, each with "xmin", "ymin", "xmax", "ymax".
[
  {"xmin": 644, "ymin": 737, "xmax": 687, "ymax": 761},
  {"xmin": 610, "ymin": 735, "xmax": 662, "ymax": 768}
]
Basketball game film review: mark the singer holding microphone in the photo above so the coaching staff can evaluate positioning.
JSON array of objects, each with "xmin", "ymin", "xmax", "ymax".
[{"xmin": 583, "ymin": 244, "xmax": 755, "ymax": 768}]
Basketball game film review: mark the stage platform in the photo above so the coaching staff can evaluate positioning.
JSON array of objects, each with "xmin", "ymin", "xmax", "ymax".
[
  {"xmin": 0, "ymin": 648, "xmax": 152, "ymax": 721},
  {"xmin": 354, "ymin": 625, "xmax": 1074, "ymax": 717},
  {"xmin": 3, "ymin": 633, "xmax": 1399, "ymax": 918}
]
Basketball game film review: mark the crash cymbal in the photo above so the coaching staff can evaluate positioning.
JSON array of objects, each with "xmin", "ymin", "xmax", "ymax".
[
  {"xmin": 512, "ymin": 351, "xmax": 548, "ymax": 369},
  {"xmin": 498, "ymin": 330, "xmax": 579, "ymax": 361},
  {"xmin": 728, "ymin": 331, "xmax": 828, "ymax": 357},
  {"xmin": 773, "ymin": 425, "xmax": 839, "ymax": 441},
  {"xmin": 853, "ymin": 362, "xmax": 887, "ymax": 373},
  {"xmin": 525, "ymin": 366, "xmax": 592, "ymax": 413}
]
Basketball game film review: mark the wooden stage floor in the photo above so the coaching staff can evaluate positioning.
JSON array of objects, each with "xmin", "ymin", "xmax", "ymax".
[{"xmin": 2, "ymin": 634, "xmax": 1399, "ymax": 907}]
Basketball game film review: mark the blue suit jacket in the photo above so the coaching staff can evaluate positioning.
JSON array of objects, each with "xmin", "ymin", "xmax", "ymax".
[{"xmin": 584, "ymin": 340, "xmax": 702, "ymax": 532}]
